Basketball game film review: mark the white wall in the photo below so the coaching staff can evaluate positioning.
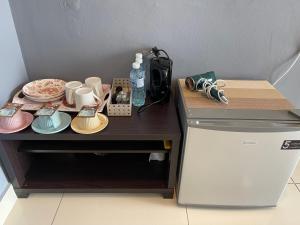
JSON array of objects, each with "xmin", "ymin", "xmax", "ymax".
[
  {"xmin": 0, "ymin": 169, "xmax": 8, "ymax": 199},
  {"xmin": 0, "ymin": 0, "xmax": 28, "ymax": 198}
]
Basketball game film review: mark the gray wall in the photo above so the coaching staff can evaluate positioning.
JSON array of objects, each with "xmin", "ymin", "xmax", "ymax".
[
  {"xmin": 272, "ymin": 55, "xmax": 300, "ymax": 107},
  {"xmin": 8, "ymin": 0, "xmax": 300, "ymax": 105},
  {"xmin": 0, "ymin": 0, "xmax": 28, "ymax": 198}
]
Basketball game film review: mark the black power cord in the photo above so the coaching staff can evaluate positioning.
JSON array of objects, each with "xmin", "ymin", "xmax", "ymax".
[
  {"xmin": 137, "ymin": 89, "xmax": 169, "ymax": 113},
  {"xmin": 152, "ymin": 46, "xmax": 170, "ymax": 59}
]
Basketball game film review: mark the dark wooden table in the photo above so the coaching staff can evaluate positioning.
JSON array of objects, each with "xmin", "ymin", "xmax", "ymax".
[{"xmin": 0, "ymin": 97, "xmax": 181, "ymax": 198}]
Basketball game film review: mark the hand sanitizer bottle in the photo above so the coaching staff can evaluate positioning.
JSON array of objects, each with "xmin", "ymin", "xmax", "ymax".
[{"xmin": 130, "ymin": 62, "xmax": 145, "ymax": 107}]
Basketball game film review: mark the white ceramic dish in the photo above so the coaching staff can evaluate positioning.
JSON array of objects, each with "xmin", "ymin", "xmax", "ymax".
[
  {"xmin": 22, "ymin": 79, "xmax": 66, "ymax": 99},
  {"xmin": 24, "ymin": 93, "xmax": 64, "ymax": 103}
]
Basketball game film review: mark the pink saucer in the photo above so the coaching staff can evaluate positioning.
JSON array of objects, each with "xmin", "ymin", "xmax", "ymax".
[{"xmin": 0, "ymin": 112, "xmax": 34, "ymax": 134}]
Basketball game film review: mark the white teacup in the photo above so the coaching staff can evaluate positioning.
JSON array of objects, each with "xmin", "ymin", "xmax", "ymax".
[
  {"xmin": 75, "ymin": 87, "xmax": 101, "ymax": 110},
  {"xmin": 65, "ymin": 81, "xmax": 83, "ymax": 105},
  {"xmin": 77, "ymin": 114, "xmax": 101, "ymax": 130},
  {"xmin": 85, "ymin": 77, "xmax": 104, "ymax": 99}
]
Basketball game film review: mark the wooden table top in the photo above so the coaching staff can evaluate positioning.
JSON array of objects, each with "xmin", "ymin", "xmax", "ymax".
[
  {"xmin": 0, "ymin": 96, "xmax": 181, "ymax": 141},
  {"xmin": 178, "ymin": 79, "xmax": 293, "ymax": 110}
]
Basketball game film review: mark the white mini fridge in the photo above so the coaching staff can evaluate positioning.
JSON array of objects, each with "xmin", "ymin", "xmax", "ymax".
[{"xmin": 177, "ymin": 79, "xmax": 300, "ymax": 207}]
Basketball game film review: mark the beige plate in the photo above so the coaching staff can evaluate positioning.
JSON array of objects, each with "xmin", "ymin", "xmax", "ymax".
[
  {"xmin": 22, "ymin": 79, "xmax": 66, "ymax": 98},
  {"xmin": 24, "ymin": 93, "xmax": 64, "ymax": 103},
  {"xmin": 71, "ymin": 113, "xmax": 109, "ymax": 134}
]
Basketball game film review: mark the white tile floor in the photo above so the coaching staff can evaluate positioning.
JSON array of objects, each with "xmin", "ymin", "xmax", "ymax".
[{"xmin": 4, "ymin": 163, "xmax": 300, "ymax": 225}]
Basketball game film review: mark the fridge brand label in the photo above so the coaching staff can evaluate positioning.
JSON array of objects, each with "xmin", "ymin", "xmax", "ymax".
[
  {"xmin": 281, "ymin": 140, "xmax": 300, "ymax": 150},
  {"xmin": 242, "ymin": 140, "xmax": 257, "ymax": 145}
]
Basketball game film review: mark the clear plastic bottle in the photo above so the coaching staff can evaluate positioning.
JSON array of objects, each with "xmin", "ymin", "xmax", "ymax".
[
  {"xmin": 136, "ymin": 52, "xmax": 151, "ymax": 92},
  {"xmin": 136, "ymin": 52, "xmax": 149, "ymax": 91},
  {"xmin": 136, "ymin": 53, "xmax": 144, "ymax": 69},
  {"xmin": 136, "ymin": 57, "xmax": 145, "ymax": 77},
  {"xmin": 130, "ymin": 62, "xmax": 145, "ymax": 107}
]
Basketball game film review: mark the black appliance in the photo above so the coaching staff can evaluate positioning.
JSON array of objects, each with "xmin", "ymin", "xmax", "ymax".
[
  {"xmin": 149, "ymin": 47, "xmax": 172, "ymax": 102},
  {"xmin": 137, "ymin": 47, "xmax": 172, "ymax": 113}
]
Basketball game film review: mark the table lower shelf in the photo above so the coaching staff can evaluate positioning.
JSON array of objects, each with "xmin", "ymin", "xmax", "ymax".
[{"xmin": 20, "ymin": 153, "xmax": 169, "ymax": 191}]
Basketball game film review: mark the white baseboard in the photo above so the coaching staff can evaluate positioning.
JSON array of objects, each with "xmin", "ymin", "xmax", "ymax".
[{"xmin": 0, "ymin": 185, "xmax": 16, "ymax": 225}]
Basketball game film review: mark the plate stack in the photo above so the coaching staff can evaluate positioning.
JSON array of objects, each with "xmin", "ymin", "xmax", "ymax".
[{"xmin": 22, "ymin": 79, "xmax": 66, "ymax": 103}]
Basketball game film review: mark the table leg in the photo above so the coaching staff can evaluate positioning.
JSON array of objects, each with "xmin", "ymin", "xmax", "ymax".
[
  {"xmin": 167, "ymin": 138, "xmax": 180, "ymax": 189},
  {"xmin": 163, "ymin": 189, "xmax": 174, "ymax": 199}
]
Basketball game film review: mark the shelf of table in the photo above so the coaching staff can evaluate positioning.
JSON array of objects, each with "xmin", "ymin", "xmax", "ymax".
[
  {"xmin": 18, "ymin": 140, "xmax": 170, "ymax": 153},
  {"xmin": 21, "ymin": 153, "xmax": 169, "ymax": 189}
]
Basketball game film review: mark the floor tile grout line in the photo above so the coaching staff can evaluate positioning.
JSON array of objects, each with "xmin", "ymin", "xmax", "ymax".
[
  {"xmin": 51, "ymin": 193, "xmax": 64, "ymax": 225},
  {"xmin": 185, "ymin": 206, "xmax": 190, "ymax": 225},
  {"xmin": 294, "ymin": 183, "xmax": 300, "ymax": 192},
  {"xmin": 291, "ymin": 177, "xmax": 295, "ymax": 184},
  {"xmin": 290, "ymin": 177, "xmax": 300, "ymax": 192},
  {"xmin": 290, "ymin": 177, "xmax": 300, "ymax": 184},
  {"xmin": 287, "ymin": 179, "xmax": 299, "ymax": 192}
]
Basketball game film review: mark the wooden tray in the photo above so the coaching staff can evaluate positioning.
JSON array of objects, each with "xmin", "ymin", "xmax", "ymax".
[{"xmin": 178, "ymin": 79, "xmax": 293, "ymax": 110}]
